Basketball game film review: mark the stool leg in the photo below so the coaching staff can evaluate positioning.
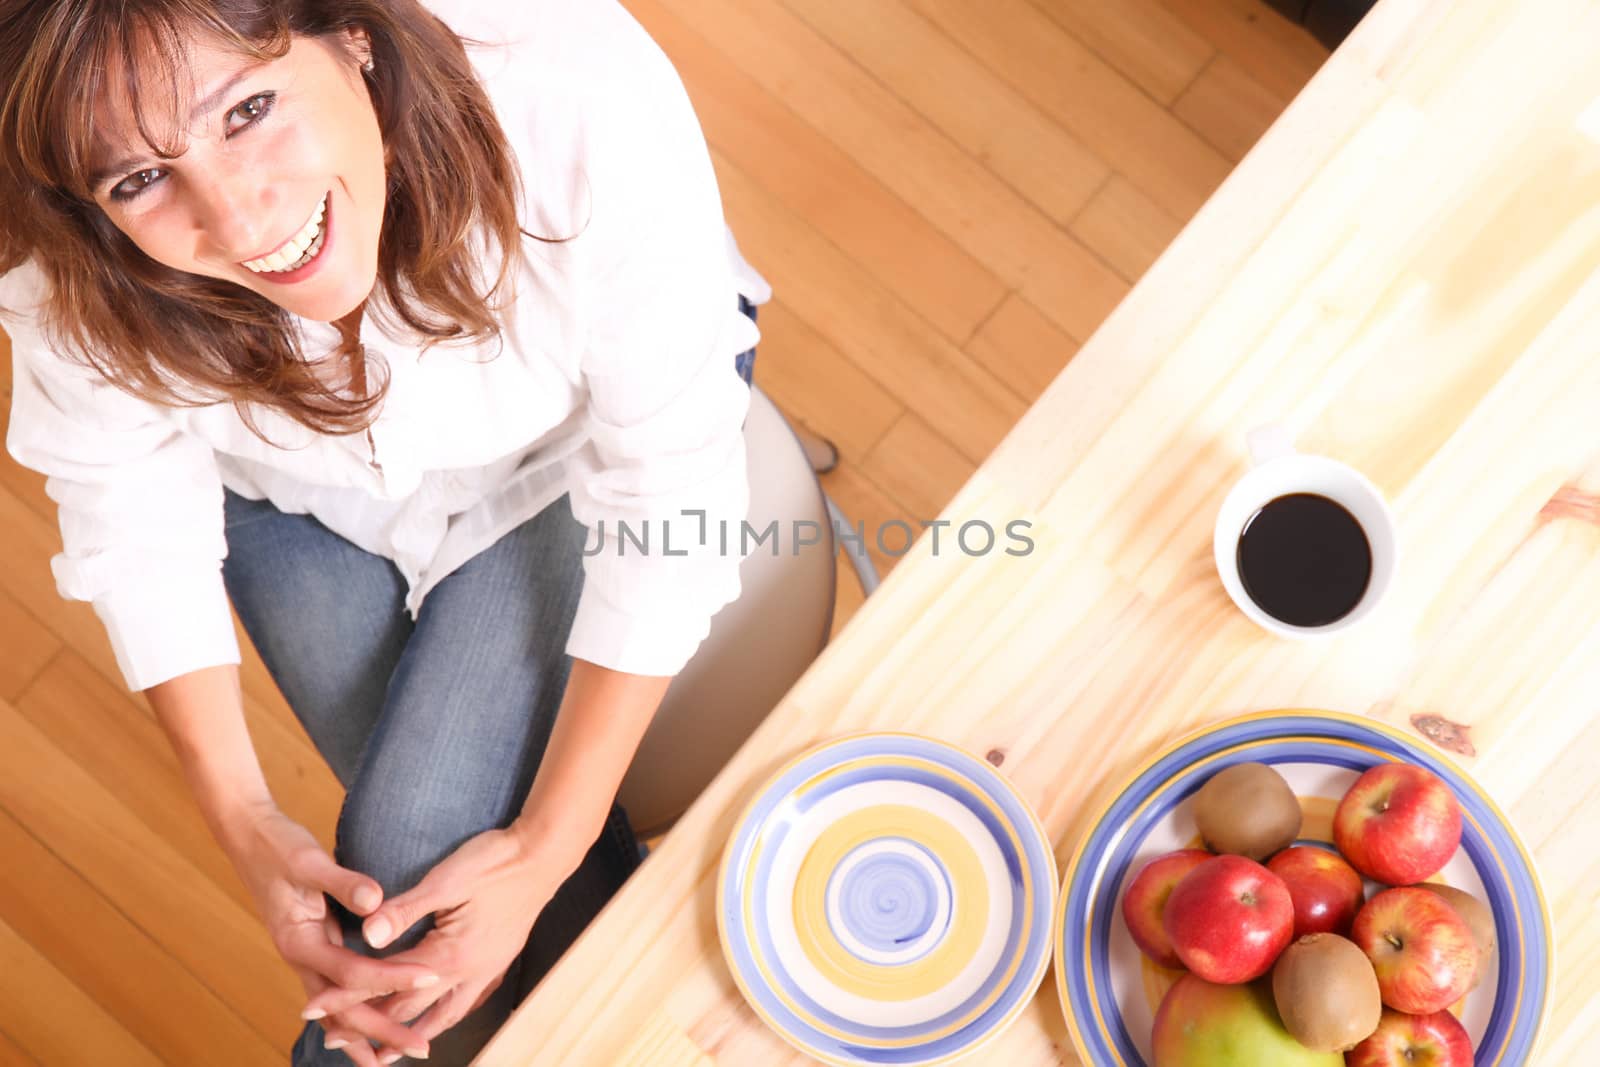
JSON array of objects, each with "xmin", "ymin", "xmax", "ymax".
[
  {"xmin": 765, "ymin": 394, "xmax": 839, "ymax": 474},
  {"xmin": 790, "ymin": 420, "xmax": 840, "ymax": 474},
  {"xmin": 826, "ymin": 493, "xmax": 881, "ymax": 597}
]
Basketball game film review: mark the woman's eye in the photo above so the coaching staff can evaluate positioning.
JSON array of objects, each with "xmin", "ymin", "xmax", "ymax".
[
  {"xmin": 105, "ymin": 92, "xmax": 275, "ymax": 202},
  {"xmin": 226, "ymin": 92, "xmax": 276, "ymax": 134},
  {"xmin": 109, "ymin": 168, "xmax": 164, "ymax": 202}
]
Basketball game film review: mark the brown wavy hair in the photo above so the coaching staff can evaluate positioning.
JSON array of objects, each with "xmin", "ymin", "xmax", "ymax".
[{"xmin": 0, "ymin": 0, "xmax": 532, "ymax": 439}]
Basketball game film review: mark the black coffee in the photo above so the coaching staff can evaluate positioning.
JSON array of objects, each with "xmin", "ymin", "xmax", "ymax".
[{"xmin": 1236, "ymin": 493, "xmax": 1372, "ymax": 628}]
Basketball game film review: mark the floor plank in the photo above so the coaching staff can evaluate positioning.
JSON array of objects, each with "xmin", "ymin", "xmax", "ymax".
[
  {"xmin": 1069, "ymin": 174, "xmax": 1188, "ymax": 284},
  {"xmin": 0, "ymin": 588, "xmax": 58, "ymax": 705},
  {"xmin": 13, "ymin": 651, "xmax": 262, "ymax": 915},
  {"xmin": 753, "ymin": 300, "xmax": 903, "ymax": 464},
  {"xmin": 861, "ymin": 413, "xmax": 979, "ymax": 525},
  {"xmin": 644, "ymin": 0, "xmax": 1130, "ymax": 343},
  {"xmin": 636, "ymin": 0, "xmax": 1009, "ymax": 347},
  {"xmin": 1172, "ymin": 52, "xmax": 1287, "ymax": 162},
  {"xmin": 0, "ymin": 913, "xmax": 165, "ymax": 1067},
  {"xmin": 0, "ymin": 1028, "xmax": 38, "ymax": 1067},
  {"xmin": 1030, "ymin": 0, "xmax": 1215, "ymax": 105},
  {"xmin": 1159, "ymin": 0, "xmax": 1326, "ymax": 101},
  {"xmin": 904, "ymin": 0, "xmax": 1234, "ymax": 219},
  {"xmin": 712, "ymin": 149, "xmax": 1029, "ymax": 465},
  {"xmin": 0, "ymin": 808, "xmax": 283, "ymax": 1066},
  {"xmin": 779, "ymin": 0, "xmax": 1110, "ymax": 227},
  {"xmin": 965, "ymin": 292, "xmax": 1084, "ymax": 403},
  {"xmin": 0, "ymin": 696, "xmax": 305, "ymax": 1048}
]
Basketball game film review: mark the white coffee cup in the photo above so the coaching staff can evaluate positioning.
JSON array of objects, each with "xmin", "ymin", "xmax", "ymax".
[{"xmin": 1213, "ymin": 425, "xmax": 1399, "ymax": 638}]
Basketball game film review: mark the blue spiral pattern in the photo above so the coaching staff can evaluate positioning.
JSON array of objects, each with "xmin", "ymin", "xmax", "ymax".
[{"xmin": 829, "ymin": 838, "xmax": 952, "ymax": 964}]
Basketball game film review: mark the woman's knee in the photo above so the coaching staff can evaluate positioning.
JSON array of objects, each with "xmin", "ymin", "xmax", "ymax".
[
  {"xmin": 332, "ymin": 728, "xmax": 536, "ymax": 956},
  {"xmin": 335, "ymin": 785, "xmax": 517, "ymax": 931}
]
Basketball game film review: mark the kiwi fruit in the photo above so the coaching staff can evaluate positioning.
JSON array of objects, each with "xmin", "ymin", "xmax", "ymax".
[
  {"xmin": 1272, "ymin": 933, "xmax": 1382, "ymax": 1052},
  {"xmin": 1192, "ymin": 762, "xmax": 1302, "ymax": 859},
  {"xmin": 1416, "ymin": 883, "xmax": 1497, "ymax": 990}
]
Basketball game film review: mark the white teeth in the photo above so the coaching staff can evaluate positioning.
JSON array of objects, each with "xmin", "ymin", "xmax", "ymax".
[
  {"xmin": 243, "ymin": 196, "xmax": 327, "ymax": 274},
  {"xmin": 292, "ymin": 228, "xmax": 325, "ymax": 269}
]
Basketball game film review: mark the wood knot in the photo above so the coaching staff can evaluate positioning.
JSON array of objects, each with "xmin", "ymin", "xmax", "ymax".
[
  {"xmin": 1410, "ymin": 714, "xmax": 1477, "ymax": 757},
  {"xmin": 1539, "ymin": 485, "xmax": 1600, "ymax": 526},
  {"xmin": 985, "ymin": 748, "xmax": 1006, "ymax": 767}
]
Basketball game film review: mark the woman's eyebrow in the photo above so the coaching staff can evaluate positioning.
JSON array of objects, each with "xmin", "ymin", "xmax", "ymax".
[
  {"xmin": 90, "ymin": 151, "xmax": 149, "ymax": 189},
  {"xmin": 90, "ymin": 61, "xmax": 269, "ymax": 188},
  {"xmin": 187, "ymin": 62, "xmax": 266, "ymax": 124}
]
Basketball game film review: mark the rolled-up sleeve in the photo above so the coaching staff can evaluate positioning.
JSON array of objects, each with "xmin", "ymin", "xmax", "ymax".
[
  {"xmin": 3, "ymin": 267, "xmax": 239, "ymax": 692},
  {"xmin": 559, "ymin": 26, "xmax": 752, "ymax": 677}
]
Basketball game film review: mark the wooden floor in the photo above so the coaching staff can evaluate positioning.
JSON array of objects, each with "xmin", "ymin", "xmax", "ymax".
[{"xmin": 0, "ymin": 2, "xmax": 1324, "ymax": 1063}]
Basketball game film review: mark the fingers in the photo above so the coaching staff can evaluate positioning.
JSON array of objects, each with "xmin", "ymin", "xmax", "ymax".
[
  {"xmin": 321, "ymin": 1003, "xmax": 429, "ymax": 1062},
  {"xmin": 281, "ymin": 860, "xmax": 427, "ymax": 1063},
  {"xmin": 374, "ymin": 962, "xmax": 498, "ymax": 1026},
  {"xmin": 362, "ymin": 869, "xmax": 457, "ymax": 951},
  {"xmin": 294, "ymin": 847, "xmax": 385, "ymax": 917},
  {"xmin": 319, "ymin": 1027, "xmax": 379, "ymax": 1067},
  {"xmin": 376, "ymin": 980, "xmax": 450, "ymax": 1027},
  {"xmin": 321, "ymin": 909, "xmax": 345, "ymax": 954},
  {"xmin": 301, "ymin": 930, "xmax": 455, "ymax": 1020},
  {"xmin": 292, "ymin": 933, "xmax": 439, "ymax": 1004},
  {"xmin": 306, "ymin": 969, "xmax": 443, "ymax": 1023}
]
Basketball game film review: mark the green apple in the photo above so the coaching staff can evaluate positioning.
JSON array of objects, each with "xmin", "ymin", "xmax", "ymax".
[{"xmin": 1152, "ymin": 974, "xmax": 1341, "ymax": 1067}]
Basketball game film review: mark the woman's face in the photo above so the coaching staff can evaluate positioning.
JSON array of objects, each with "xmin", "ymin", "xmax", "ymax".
[{"xmin": 89, "ymin": 30, "xmax": 386, "ymax": 323}]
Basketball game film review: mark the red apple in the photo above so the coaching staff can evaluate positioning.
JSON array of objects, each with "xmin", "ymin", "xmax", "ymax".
[
  {"xmin": 1334, "ymin": 763, "xmax": 1462, "ymax": 885},
  {"xmin": 1345, "ymin": 1008, "xmax": 1475, "ymax": 1067},
  {"xmin": 1414, "ymin": 883, "xmax": 1497, "ymax": 991},
  {"xmin": 1267, "ymin": 845, "xmax": 1366, "ymax": 939},
  {"xmin": 1122, "ymin": 849, "xmax": 1213, "ymax": 968},
  {"xmin": 1162, "ymin": 854, "xmax": 1294, "ymax": 984},
  {"xmin": 1351, "ymin": 887, "xmax": 1477, "ymax": 1014},
  {"xmin": 1152, "ymin": 974, "xmax": 1341, "ymax": 1066}
]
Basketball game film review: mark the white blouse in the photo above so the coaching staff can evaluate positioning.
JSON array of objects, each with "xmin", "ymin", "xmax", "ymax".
[{"xmin": 2, "ymin": 0, "xmax": 770, "ymax": 691}]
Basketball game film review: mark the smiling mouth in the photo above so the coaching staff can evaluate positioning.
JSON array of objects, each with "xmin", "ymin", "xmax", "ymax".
[{"xmin": 241, "ymin": 193, "xmax": 329, "ymax": 274}]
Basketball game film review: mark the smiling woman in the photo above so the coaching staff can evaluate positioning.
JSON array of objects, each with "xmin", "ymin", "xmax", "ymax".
[
  {"xmin": 0, "ymin": 0, "xmax": 526, "ymax": 435},
  {"xmin": 0, "ymin": 1, "xmax": 766, "ymax": 1066},
  {"xmin": 89, "ymin": 31, "xmax": 386, "ymax": 323}
]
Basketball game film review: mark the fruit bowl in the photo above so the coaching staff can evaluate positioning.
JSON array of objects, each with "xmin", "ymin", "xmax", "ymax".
[{"xmin": 1053, "ymin": 710, "xmax": 1552, "ymax": 1066}]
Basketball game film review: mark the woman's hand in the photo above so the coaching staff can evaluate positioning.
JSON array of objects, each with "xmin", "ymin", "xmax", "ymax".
[
  {"xmin": 222, "ymin": 804, "xmax": 441, "ymax": 1065},
  {"xmin": 297, "ymin": 823, "xmax": 580, "ymax": 1049}
]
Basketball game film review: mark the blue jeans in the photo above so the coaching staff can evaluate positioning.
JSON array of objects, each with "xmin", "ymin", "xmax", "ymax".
[
  {"xmin": 226, "ymin": 294, "xmax": 758, "ymax": 1064},
  {"xmin": 735, "ymin": 294, "xmax": 757, "ymax": 386},
  {"xmin": 222, "ymin": 488, "xmax": 644, "ymax": 1066}
]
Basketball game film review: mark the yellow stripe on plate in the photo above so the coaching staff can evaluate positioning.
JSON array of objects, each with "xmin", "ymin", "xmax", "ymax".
[{"xmin": 791, "ymin": 804, "xmax": 990, "ymax": 1002}]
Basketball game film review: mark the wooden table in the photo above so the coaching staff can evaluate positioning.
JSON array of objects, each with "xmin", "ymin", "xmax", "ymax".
[{"xmin": 481, "ymin": 0, "xmax": 1600, "ymax": 1062}]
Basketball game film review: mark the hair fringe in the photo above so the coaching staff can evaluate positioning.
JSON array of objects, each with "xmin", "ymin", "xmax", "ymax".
[{"xmin": 0, "ymin": 0, "xmax": 542, "ymax": 443}]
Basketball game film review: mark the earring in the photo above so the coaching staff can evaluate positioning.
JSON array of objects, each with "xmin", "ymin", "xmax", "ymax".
[{"xmin": 362, "ymin": 57, "xmax": 374, "ymax": 73}]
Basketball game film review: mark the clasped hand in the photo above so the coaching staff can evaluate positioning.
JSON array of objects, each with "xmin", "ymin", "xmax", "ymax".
[{"xmin": 234, "ymin": 807, "xmax": 571, "ymax": 1066}]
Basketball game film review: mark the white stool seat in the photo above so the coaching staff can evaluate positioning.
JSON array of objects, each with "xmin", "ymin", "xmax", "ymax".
[{"xmin": 617, "ymin": 384, "xmax": 835, "ymax": 836}]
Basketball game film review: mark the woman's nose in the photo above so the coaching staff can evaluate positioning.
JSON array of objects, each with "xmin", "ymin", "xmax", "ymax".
[{"xmin": 190, "ymin": 164, "xmax": 276, "ymax": 262}]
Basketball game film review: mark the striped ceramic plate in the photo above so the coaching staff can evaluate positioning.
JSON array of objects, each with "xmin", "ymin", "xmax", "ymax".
[
  {"xmin": 1054, "ymin": 709, "xmax": 1553, "ymax": 1066},
  {"xmin": 717, "ymin": 732, "xmax": 1058, "ymax": 1066}
]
